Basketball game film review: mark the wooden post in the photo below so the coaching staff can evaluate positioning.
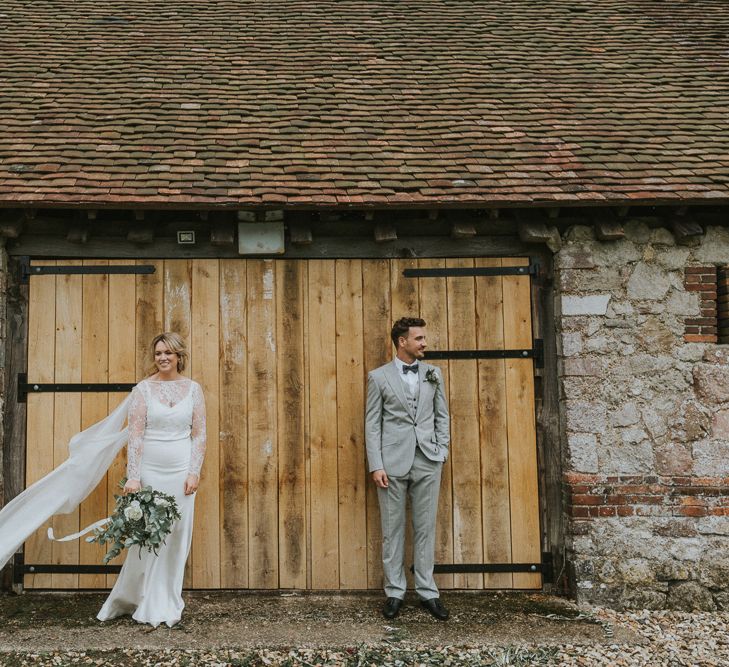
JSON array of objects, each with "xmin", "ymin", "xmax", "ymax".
[
  {"xmin": 516, "ymin": 213, "xmax": 562, "ymax": 253},
  {"xmin": 672, "ymin": 218, "xmax": 703, "ymax": 244},
  {"xmin": 67, "ymin": 227, "xmax": 90, "ymax": 244},
  {"xmin": 373, "ymin": 224, "xmax": 397, "ymax": 243},
  {"xmin": 1, "ymin": 255, "xmax": 28, "ymax": 591},
  {"xmin": 127, "ymin": 227, "xmax": 154, "ymax": 244},
  {"xmin": 595, "ymin": 221, "xmax": 625, "ymax": 241},
  {"xmin": 290, "ymin": 225, "xmax": 313, "ymax": 246},
  {"xmin": 532, "ymin": 255, "xmax": 567, "ymax": 593},
  {"xmin": 210, "ymin": 224, "xmax": 236, "ymax": 247},
  {"xmin": 450, "ymin": 222, "xmax": 477, "ymax": 239},
  {"xmin": 0, "ymin": 221, "xmax": 23, "ymax": 239},
  {"xmin": 594, "ymin": 211, "xmax": 625, "ymax": 241}
]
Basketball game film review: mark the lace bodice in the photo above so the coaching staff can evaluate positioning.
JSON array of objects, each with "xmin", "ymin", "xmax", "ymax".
[{"xmin": 126, "ymin": 379, "xmax": 207, "ymax": 482}]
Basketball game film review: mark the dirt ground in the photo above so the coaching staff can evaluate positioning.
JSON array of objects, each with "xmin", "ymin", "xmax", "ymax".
[{"xmin": 0, "ymin": 590, "xmax": 631, "ymax": 652}]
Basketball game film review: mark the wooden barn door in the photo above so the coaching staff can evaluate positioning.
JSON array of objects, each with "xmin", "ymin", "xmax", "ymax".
[{"xmin": 22, "ymin": 257, "xmax": 541, "ymax": 590}]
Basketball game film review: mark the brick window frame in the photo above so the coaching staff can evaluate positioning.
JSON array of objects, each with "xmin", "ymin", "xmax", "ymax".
[{"xmin": 684, "ymin": 266, "xmax": 718, "ymax": 343}]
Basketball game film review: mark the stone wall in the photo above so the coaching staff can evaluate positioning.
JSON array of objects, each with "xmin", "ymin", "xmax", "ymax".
[{"xmin": 557, "ymin": 222, "xmax": 729, "ymax": 611}]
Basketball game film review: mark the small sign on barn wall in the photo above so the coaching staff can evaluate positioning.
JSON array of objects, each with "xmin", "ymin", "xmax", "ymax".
[{"xmin": 238, "ymin": 222, "xmax": 285, "ymax": 255}]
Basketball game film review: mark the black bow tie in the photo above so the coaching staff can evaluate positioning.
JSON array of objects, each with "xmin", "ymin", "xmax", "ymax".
[{"xmin": 402, "ymin": 364, "xmax": 419, "ymax": 374}]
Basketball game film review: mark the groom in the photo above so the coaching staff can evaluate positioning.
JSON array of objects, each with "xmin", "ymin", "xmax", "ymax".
[{"xmin": 365, "ymin": 317, "xmax": 451, "ymax": 621}]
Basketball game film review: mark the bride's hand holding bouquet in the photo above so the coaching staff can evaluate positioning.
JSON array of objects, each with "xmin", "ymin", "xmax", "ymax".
[{"xmin": 88, "ymin": 479, "xmax": 181, "ymax": 564}]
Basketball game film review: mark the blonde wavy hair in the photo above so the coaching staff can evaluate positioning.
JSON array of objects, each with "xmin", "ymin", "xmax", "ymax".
[{"xmin": 147, "ymin": 332, "xmax": 189, "ymax": 376}]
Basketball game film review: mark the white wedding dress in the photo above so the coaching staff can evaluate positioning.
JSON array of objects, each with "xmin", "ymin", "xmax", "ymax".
[{"xmin": 97, "ymin": 378, "xmax": 206, "ymax": 627}]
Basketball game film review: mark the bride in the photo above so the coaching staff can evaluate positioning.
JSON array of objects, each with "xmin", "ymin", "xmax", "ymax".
[
  {"xmin": 98, "ymin": 332, "xmax": 206, "ymax": 627},
  {"xmin": 0, "ymin": 332, "xmax": 206, "ymax": 628}
]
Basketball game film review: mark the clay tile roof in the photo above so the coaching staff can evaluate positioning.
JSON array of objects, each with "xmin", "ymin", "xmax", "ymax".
[{"xmin": 1, "ymin": 1, "xmax": 728, "ymax": 208}]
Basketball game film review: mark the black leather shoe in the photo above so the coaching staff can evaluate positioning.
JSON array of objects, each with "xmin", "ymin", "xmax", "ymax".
[
  {"xmin": 382, "ymin": 597, "xmax": 403, "ymax": 619},
  {"xmin": 420, "ymin": 597, "xmax": 449, "ymax": 621}
]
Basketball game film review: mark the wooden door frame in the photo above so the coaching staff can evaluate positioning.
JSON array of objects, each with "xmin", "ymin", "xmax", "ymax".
[
  {"xmin": 0, "ymin": 241, "xmax": 564, "ymax": 593},
  {"xmin": 1, "ymin": 255, "xmax": 28, "ymax": 591}
]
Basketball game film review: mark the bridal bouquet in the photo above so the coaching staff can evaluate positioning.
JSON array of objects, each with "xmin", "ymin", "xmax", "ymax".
[{"xmin": 88, "ymin": 480, "xmax": 181, "ymax": 564}]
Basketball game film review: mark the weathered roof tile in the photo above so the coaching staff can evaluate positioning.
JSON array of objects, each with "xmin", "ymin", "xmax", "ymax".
[{"xmin": 0, "ymin": 1, "xmax": 728, "ymax": 207}]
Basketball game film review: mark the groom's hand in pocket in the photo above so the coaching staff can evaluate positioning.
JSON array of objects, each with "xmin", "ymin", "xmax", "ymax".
[{"xmin": 372, "ymin": 469, "xmax": 389, "ymax": 488}]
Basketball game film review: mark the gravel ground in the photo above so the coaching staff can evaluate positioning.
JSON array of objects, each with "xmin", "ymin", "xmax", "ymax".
[
  {"xmin": 0, "ymin": 591, "xmax": 726, "ymax": 665},
  {"xmin": 552, "ymin": 608, "xmax": 728, "ymax": 666}
]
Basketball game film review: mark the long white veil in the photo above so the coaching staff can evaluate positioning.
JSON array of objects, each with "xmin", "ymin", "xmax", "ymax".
[{"xmin": 0, "ymin": 395, "xmax": 131, "ymax": 570}]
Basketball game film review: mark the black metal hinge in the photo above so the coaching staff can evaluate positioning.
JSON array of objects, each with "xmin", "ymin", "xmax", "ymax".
[
  {"xmin": 428, "ymin": 552, "xmax": 553, "ymax": 583},
  {"xmin": 17, "ymin": 373, "xmax": 135, "ymax": 403},
  {"xmin": 13, "ymin": 554, "xmax": 121, "ymax": 583},
  {"xmin": 426, "ymin": 339, "xmax": 543, "ymax": 368},
  {"xmin": 19, "ymin": 257, "xmax": 156, "ymax": 284},
  {"xmin": 403, "ymin": 264, "xmax": 537, "ymax": 278}
]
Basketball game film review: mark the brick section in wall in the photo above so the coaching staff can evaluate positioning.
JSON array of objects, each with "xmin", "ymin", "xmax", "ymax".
[
  {"xmin": 565, "ymin": 473, "xmax": 729, "ymax": 520},
  {"xmin": 684, "ymin": 266, "xmax": 717, "ymax": 343},
  {"xmin": 718, "ymin": 267, "xmax": 729, "ymax": 344}
]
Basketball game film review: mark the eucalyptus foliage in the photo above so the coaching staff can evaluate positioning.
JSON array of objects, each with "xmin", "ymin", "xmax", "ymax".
[{"xmin": 87, "ymin": 480, "xmax": 181, "ymax": 564}]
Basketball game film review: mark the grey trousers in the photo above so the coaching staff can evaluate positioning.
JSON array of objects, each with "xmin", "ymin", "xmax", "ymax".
[{"xmin": 377, "ymin": 448, "xmax": 442, "ymax": 600}]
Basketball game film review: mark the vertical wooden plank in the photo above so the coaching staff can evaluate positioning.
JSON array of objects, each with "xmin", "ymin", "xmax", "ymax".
[
  {"xmin": 502, "ymin": 257, "xmax": 541, "ymax": 589},
  {"xmin": 134, "ymin": 259, "xmax": 163, "ymax": 583},
  {"xmin": 418, "ymin": 258, "xmax": 454, "ymax": 591},
  {"xmin": 135, "ymin": 259, "xmax": 164, "ymax": 380},
  {"xmin": 362, "ymin": 259, "xmax": 391, "ymax": 590},
  {"xmin": 25, "ymin": 260, "xmax": 56, "ymax": 588},
  {"xmin": 390, "ymin": 258, "xmax": 419, "ymax": 317},
  {"xmin": 247, "ymin": 260, "xmax": 278, "ymax": 588},
  {"xmin": 220, "ymin": 259, "xmax": 248, "ymax": 588},
  {"xmin": 308, "ymin": 260, "xmax": 339, "ymax": 589},
  {"xmin": 390, "ymin": 258, "xmax": 419, "ymax": 589},
  {"xmin": 335, "ymin": 260, "xmax": 367, "ymax": 588},
  {"xmin": 162, "ymin": 258, "xmax": 194, "ymax": 588},
  {"xmin": 190, "ymin": 260, "xmax": 221, "ymax": 588},
  {"xmin": 164, "ymin": 260, "xmax": 192, "ymax": 342},
  {"xmin": 475, "ymin": 258, "xmax": 513, "ymax": 589},
  {"xmin": 302, "ymin": 263, "xmax": 312, "ymax": 589},
  {"xmin": 107, "ymin": 261, "xmax": 137, "ymax": 586},
  {"xmin": 52, "ymin": 260, "xmax": 83, "ymax": 589},
  {"xmin": 277, "ymin": 260, "xmax": 307, "ymax": 589},
  {"xmin": 446, "ymin": 257, "xmax": 483, "ymax": 589},
  {"xmin": 79, "ymin": 260, "xmax": 109, "ymax": 588}
]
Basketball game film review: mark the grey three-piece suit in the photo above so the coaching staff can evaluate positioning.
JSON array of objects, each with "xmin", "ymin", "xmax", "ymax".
[{"xmin": 365, "ymin": 360, "xmax": 450, "ymax": 600}]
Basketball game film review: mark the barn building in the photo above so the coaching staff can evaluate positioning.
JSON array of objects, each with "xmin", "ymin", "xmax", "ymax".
[{"xmin": 1, "ymin": 1, "xmax": 727, "ymax": 610}]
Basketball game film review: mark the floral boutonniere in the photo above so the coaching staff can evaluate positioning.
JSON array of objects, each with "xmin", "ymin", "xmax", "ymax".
[{"xmin": 425, "ymin": 368, "xmax": 439, "ymax": 386}]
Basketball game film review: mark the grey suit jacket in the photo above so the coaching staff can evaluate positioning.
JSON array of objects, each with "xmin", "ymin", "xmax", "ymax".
[{"xmin": 365, "ymin": 360, "xmax": 450, "ymax": 477}]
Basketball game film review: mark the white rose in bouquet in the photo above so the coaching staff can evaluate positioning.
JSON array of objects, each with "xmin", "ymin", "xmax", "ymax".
[{"xmin": 124, "ymin": 505, "xmax": 143, "ymax": 521}]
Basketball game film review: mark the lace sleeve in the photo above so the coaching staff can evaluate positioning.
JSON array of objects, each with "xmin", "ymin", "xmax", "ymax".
[
  {"xmin": 188, "ymin": 382, "xmax": 207, "ymax": 478},
  {"xmin": 126, "ymin": 384, "xmax": 147, "ymax": 482}
]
